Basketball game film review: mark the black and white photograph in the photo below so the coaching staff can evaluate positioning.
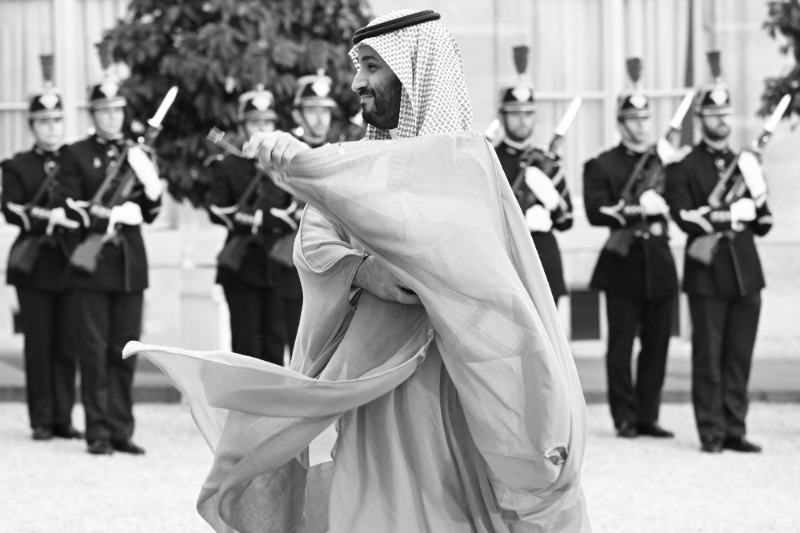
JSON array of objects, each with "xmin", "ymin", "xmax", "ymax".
[{"xmin": 1, "ymin": 0, "xmax": 799, "ymax": 532}]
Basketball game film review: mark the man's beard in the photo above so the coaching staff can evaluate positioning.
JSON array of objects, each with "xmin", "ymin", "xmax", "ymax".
[
  {"xmin": 360, "ymin": 74, "xmax": 403, "ymax": 130},
  {"xmin": 504, "ymin": 125, "xmax": 533, "ymax": 143},
  {"xmin": 703, "ymin": 122, "xmax": 730, "ymax": 141}
]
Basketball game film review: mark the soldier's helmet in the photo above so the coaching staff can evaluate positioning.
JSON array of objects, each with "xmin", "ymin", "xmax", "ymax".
[
  {"xmin": 87, "ymin": 40, "xmax": 126, "ymax": 111},
  {"xmin": 617, "ymin": 58, "xmax": 650, "ymax": 120},
  {"xmin": 499, "ymin": 46, "xmax": 535, "ymax": 113},
  {"xmin": 293, "ymin": 69, "xmax": 337, "ymax": 109},
  {"xmin": 238, "ymin": 55, "xmax": 278, "ymax": 123},
  {"xmin": 696, "ymin": 51, "xmax": 732, "ymax": 116},
  {"xmin": 29, "ymin": 55, "xmax": 64, "ymax": 120},
  {"xmin": 238, "ymin": 88, "xmax": 278, "ymax": 123}
]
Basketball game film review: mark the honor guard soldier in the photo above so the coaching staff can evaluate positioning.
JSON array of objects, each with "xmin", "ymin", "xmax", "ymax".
[
  {"xmin": 583, "ymin": 58, "xmax": 680, "ymax": 439},
  {"xmin": 1, "ymin": 55, "xmax": 81, "ymax": 441},
  {"xmin": 59, "ymin": 42, "xmax": 164, "ymax": 455},
  {"xmin": 292, "ymin": 69, "xmax": 337, "ymax": 148},
  {"xmin": 492, "ymin": 46, "xmax": 573, "ymax": 303},
  {"xmin": 206, "ymin": 83, "xmax": 299, "ymax": 364},
  {"xmin": 264, "ymin": 68, "xmax": 341, "ymax": 351},
  {"xmin": 665, "ymin": 52, "xmax": 775, "ymax": 453}
]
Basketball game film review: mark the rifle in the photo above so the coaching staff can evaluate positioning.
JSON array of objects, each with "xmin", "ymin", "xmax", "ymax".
[
  {"xmin": 687, "ymin": 93, "xmax": 791, "ymax": 265},
  {"xmin": 212, "ymin": 170, "xmax": 271, "ymax": 273},
  {"xmin": 206, "ymin": 128, "xmax": 299, "ymax": 272},
  {"xmin": 602, "ymin": 90, "xmax": 695, "ymax": 257},
  {"xmin": 69, "ymin": 86, "xmax": 178, "ymax": 273},
  {"xmin": 510, "ymin": 97, "xmax": 582, "ymax": 212},
  {"xmin": 7, "ymin": 159, "xmax": 63, "ymax": 275}
]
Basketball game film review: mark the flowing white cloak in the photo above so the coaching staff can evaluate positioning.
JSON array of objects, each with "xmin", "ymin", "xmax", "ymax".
[{"xmin": 124, "ymin": 130, "xmax": 591, "ymax": 532}]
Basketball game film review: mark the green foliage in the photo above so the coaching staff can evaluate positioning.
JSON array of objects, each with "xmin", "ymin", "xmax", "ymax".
[
  {"xmin": 760, "ymin": 1, "xmax": 800, "ymax": 119},
  {"xmin": 106, "ymin": 0, "xmax": 371, "ymax": 205}
]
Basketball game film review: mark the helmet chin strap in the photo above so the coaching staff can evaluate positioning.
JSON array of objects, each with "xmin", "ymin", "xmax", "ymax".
[
  {"xmin": 701, "ymin": 122, "xmax": 730, "ymax": 148},
  {"xmin": 95, "ymin": 127, "xmax": 124, "ymax": 141},
  {"xmin": 35, "ymin": 139, "xmax": 63, "ymax": 152},
  {"xmin": 619, "ymin": 120, "xmax": 648, "ymax": 152},
  {"xmin": 296, "ymin": 111, "xmax": 327, "ymax": 145}
]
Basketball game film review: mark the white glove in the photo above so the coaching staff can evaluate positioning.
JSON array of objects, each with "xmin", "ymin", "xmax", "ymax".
[
  {"xmin": 524, "ymin": 166, "xmax": 560, "ymax": 211},
  {"xmin": 656, "ymin": 137, "xmax": 691, "ymax": 165},
  {"xmin": 525, "ymin": 204, "xmax": 553, "ymax": 232},
  {"xmin": 737, "ymin": 151, "xmax": 768, "ymax": 204},
  {"xmin": 126, "ymin": 145, "xmax": 164, "ymax": 200},
  {"xmin": 639, "ymin": 189, "xmax": 670, "ymax": 216},
  {"xmin": 107, "ymin": 201, "xmax": 143, "ymax": 233},
  {"xmin": 730, "ymin": 198, "xmax": 756, "ymax": 230},
  {"xmin": 46, "ymin": 207, "xmax": 79, "ymax": 235}
]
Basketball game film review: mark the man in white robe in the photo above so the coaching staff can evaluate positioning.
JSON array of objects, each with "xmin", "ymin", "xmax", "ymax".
[{"xmin": 127, "ymin": 9, "xmax": 590, "ymax": 533}]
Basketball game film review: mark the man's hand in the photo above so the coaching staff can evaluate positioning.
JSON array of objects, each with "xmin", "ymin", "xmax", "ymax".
[
  {"xmin": 46, "ymin": 207, "xmax": 79, "ymax": 235},
  {"xmin": 525, "ymin": 204, "xmax": 553, "ymax": 232},
  {"xmin": 730, "ymin": 198, "xmax": 756, "ymax": 231},
  {"xmin": 524, "ymin": 166, "xmax": 560, "ymax": 211},
  {"xmin": 243, "ymin": 132, "xmax": 311, "ymax": 168},
  {"xmin": 639, "ymin": 189, "xmax": 670, "ymax": 216},
  {"xmin": 353, "ymin": 256, "xmax": 421, "ymax": 305},
  {"xmin": 107, "ymin": 202, "xmax": 143, "ymax": 234},
  {"xmin": 127, "ymin": 145, "xmax": 164, "ymax": 200}
]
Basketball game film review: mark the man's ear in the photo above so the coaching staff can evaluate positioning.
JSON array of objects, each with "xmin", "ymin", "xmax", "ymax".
[{"xmin": 291, "ymin": 109, "xmax": 304, "ymax": 127}]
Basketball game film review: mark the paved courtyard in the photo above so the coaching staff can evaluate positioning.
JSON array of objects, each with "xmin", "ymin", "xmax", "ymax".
[{"xmin": 2, "ymin": 402, "xmax": 799, "ymax": 533}]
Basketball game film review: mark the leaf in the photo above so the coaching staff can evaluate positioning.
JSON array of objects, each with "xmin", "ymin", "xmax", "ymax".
[{"xmin": 104, "ymin": 0, "xmax": 370, "ymax": 205}]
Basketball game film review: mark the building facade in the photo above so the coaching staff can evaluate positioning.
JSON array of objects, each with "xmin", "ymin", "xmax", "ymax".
[{"xmin": 1, "ymin": 0, "xmax": 798, "ymax": 358}]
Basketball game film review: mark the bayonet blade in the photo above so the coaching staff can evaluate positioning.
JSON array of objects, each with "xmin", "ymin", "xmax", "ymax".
[
  {"xmin": 763, "ymin": 93, "xmax": 792, "ymax": 134},
  {"xmin": 669, "ymin": 89, "xmax": 696, "ymax": 131},
  {"xmin": 148, "ymin": 86, "xmax": 179, "ymax": 129},
  {"xmin": 553, "ymin": 96, "xmax": 582, "ymax": 137}
]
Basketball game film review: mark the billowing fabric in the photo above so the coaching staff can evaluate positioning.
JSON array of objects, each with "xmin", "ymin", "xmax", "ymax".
[
  {"xmin": 349, "ymin": 9, "xmax": 473, "ymax": 140},
  {"xmin": 125, "ymin": 131, "xmax": 590, "ymax": 532}
]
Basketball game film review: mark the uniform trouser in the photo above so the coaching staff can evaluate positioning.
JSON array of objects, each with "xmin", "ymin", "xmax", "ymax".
[
  {"xmin": 605, "ymin": 293, "xmax": 674, "ymax": 428},
  {"xmin": 69, "ymin": 290, "xmax": 142, "ymax": 443},
  {"xmin": 223, "ymin": 285, "xmax": 286, "ymax": 366},
  {"xmin": 16, "ymin": 287, "xmax": 77, "ymax": 430},
  {"xmin": 689, "ymin": 293, "xmax": 760, "ymax": 442}
]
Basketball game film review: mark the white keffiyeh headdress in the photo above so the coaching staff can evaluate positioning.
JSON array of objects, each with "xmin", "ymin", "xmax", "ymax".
[{"xmin": 349, "ymin": 10, "xmax": 473, "ymax": 140}]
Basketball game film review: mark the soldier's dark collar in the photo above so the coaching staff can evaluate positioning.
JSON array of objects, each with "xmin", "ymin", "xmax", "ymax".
[
  {"xmin": 92, "ymin": 133, "xmax": 125, "ymax": 146},
  {"xmin": 501, "ymin": 137, "xmax": 530, "ymax": 152},
  {"xmin": 33, "ymin": 144, "xmax": 61, "ymax": 157},
  {"xmin": 352, "ymin": 10, "xmax": 441, "ymax": 44},
  {"xmin": 701, "ymin": 139, "xmax": 730, "ymax": 155},
  {"xmin": 620, "ymin": 140, "xmax": 648, "ymax": 157}
]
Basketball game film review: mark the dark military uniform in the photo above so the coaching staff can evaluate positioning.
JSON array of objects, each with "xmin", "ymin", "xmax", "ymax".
[
  {"xmin": 665, "ymin": 141, "xmax": 772, "ymax": 444},
  {"xmin": 276, "ymin": 69, "xmax": 341, "ymax": 353},
  {"xmin": 663, "ymin": 50, "xmax": 771, "ymax": 452},
  {"xmin": 2, "ymin": 146, "xmax": 79, "ymax": 434},
  {"xmin": 492, "ymin": 45, "xmax": 574, "ymax": 302},
  {"xmin": 494, "ymin": 140, "xmax": 572, "ymax": 300},
  {"xmin": 59, "ymin": 134, "xmax": 162, "ymax": 446},
  {"xmin": 206, "ymin": 154, "xmax": 298, "ymax": 365},
  {"xmin": 584, "ymin": 143, "xmax": 678, "ymax": 430}
]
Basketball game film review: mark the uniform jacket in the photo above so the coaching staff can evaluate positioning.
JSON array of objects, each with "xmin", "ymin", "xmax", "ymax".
[
  {"xmin": 583, "ymin": 143, "xmax": 678, "ymax": 300},
  {"xmin": 664, "ymin": 141, "xmax": 772, "ymax": 298},
  {"xmin": 206, "ymin": 154, "xmax": 297, "ymax": 291},
  {"xmin": 494, "ymin": 139, "xmax": 573, "ymax": 298},
  {"xmin": 1, "ymin": 146, "xmax": 79, "ymax": 291},
  {"xmin": 58, "ymin": 135, "xmax": 162, "ymax": 293}
]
